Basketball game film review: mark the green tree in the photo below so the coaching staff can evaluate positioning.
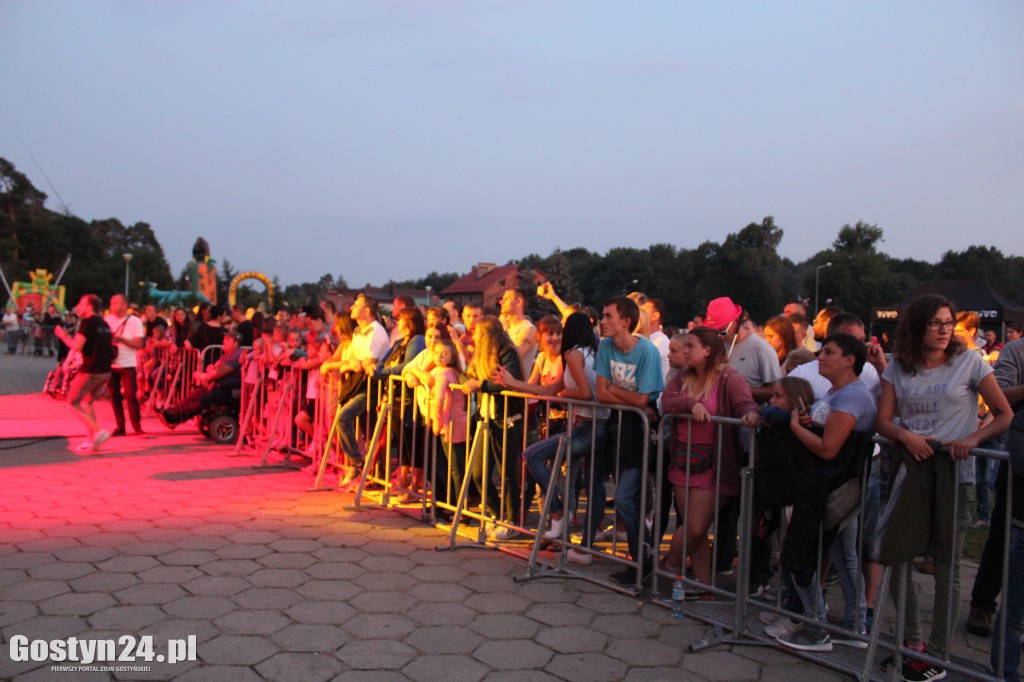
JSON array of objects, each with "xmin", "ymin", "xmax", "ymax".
[{"xmin": 695, "ymin": 217, "xmax": 786, "ymax": 323}]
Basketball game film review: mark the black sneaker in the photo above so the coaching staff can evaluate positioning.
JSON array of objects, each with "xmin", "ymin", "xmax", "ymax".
[
  {"xmin": 157, "ymin": 410, "xmax": 177, "ymax": 430},
  {"xmin": 901, "ymin": 657, "xmax": 945, "ymax": 682},
  {"xmin": 966, "ymin": 607, "xmax": 993, "ymax": 637},
  {"xmin": 609, "ymin": 561, "xmax": 652, "ymax": 586},
  {"xmin": 609, "ymin": 567, "xmax": 637, "ymax": 585}
]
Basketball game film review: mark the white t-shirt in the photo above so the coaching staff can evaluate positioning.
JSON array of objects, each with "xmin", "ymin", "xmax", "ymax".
[
  {"xmin": 104, "ymin": 313, "xmax": 145, "ymax": 369},
  {"xmin": 506, "ymin": 317, "xmax": 537, "ymax": 378},
  {"xmin": 649, "ymin": 329, "xmax": 671, "ymax": 381},
  {"xmin": 789, "ymin": 360, "xmax": 881, "ymax": 402},
  {"xmin": 882, "ymin": 350, "xmax": 993, "ymax": 484}
]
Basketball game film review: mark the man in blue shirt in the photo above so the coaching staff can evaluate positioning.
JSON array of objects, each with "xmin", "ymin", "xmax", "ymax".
[{"xmin": 596, "ymin": 296, "xmax": 664, "ymax": 585}]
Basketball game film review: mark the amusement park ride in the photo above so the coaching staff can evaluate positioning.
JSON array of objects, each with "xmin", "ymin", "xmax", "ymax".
[{"xmin": 2, "ymin": 237, "xmax": 274, "ymax": 313}]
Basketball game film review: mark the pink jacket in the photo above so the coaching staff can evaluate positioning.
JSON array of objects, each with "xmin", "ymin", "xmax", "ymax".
[
  {"xmin": 432, "ymin": 367, "xmax": 467, "ymax": 444},
  {"xmin": 662, "ymin": 365, "xmax": 759, "ymax": 487}
]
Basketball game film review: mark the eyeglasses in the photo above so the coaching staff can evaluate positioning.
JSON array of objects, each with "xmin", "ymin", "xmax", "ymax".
[{"xmin": 926, "ymin": 320, "xmax": 956, "ymax": 331}]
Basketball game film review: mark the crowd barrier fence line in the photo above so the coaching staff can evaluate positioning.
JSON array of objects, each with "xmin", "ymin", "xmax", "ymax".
[{"xmin": 161, "ymin": 360, "xmax": 1013, "ymax": 682}]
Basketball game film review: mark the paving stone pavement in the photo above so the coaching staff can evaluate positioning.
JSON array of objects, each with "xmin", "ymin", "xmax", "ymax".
[{"xmin": 0, "ymin": 358, "xmax": 1000, "ymax": 681}]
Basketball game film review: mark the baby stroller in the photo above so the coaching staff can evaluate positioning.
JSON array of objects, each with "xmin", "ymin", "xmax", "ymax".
[{"xmin": 43, "ymin": 350, "xmax": 82, "ymax": 400}]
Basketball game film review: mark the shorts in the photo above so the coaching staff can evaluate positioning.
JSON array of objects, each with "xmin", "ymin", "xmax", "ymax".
[
  {"xmin": 68, "ymin": 372, "xmax": 110, "ymax": 406},
  {"xmin": 668, "ymin": 461, "xmax": 740, "ymax": 497}
]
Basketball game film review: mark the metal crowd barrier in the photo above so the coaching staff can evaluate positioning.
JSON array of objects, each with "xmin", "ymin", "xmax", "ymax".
[
  {"xmin": 164, "ymin": 347, "xmax": 202, "ymax": 409},
  {"xmin": 139, "ymin": 344, "xmax": 177, "ymax": 414},
  {"xmin": 388, "ymin": 381, "xmax": 1013, "ymax": 682},
  {"xmin": 210, "ymin": 363, "xmax": 1015, "ymax": 682},
  {"xmin": 344, "ymin": 376, "xmax": 435, "ymax": 511},
  {"xmin": 231, "ymin": 356, "xmax": 326, "ymax": 469}
]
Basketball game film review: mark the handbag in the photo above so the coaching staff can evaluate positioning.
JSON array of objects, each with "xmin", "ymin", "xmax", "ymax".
[{"xmin": 673, "ymin": 439, "xmax": 714, "ymax": 474}]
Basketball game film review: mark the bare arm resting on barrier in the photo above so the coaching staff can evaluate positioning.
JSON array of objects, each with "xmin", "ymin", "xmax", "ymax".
[
  {"xmin": 944, "ymin": 374, "xmax": 1011, "ymax": 457},
  {"xmin": 491, "ymin": 360, "xmax": 563, "ymax": 397},
  {"xmin": 878, "ymin": 374, "xmax": 1012, "ymax": 461}
]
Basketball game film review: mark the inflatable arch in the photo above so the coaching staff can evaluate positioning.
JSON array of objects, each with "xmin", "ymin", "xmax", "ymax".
[{"xmin": 228, "ymin": 271, "xmax": 275, "ymax": 308}]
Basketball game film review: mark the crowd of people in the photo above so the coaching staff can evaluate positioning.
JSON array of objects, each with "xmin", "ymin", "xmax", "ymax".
[{"xmin": 25, "ymin": 284, "xmax": 1024, "ymax": 682}]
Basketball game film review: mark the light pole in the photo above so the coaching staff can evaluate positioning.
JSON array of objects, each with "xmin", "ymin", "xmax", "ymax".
[
  {"xmin": 425, "ymin": 285, "xmax": 432, "ymax": 306},
  {"xmin": 122, "ymin": 253, "xmax": 133, "ymax": 298},
  {"xmin": 622, "ymin": 279, "xmax": 638, "ymax": 294},
  {"xmin": 814, "ymin": 262, "xmax": 832, "ymax": 314}
]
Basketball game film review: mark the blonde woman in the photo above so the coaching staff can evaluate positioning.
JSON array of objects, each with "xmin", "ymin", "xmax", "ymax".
[{"xmin": 461, "ymin": 316, "xmax": 524, "ymax": 539}]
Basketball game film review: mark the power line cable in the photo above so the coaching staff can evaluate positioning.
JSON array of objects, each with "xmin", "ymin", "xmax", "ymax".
[{"xmin": 0, "ymin": 103, "xmax": 71, "ymax": 214}]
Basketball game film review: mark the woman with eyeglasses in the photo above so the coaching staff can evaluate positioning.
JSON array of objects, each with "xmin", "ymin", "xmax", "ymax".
[{"xmin": 874, "ymin": 294, "xmax": 1011, "ymax": 681}]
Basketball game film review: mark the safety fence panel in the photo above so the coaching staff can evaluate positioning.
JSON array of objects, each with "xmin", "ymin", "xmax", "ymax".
[{"xmin": 192, "ymin": 363, "xmax": 1015, "ymax": 682}]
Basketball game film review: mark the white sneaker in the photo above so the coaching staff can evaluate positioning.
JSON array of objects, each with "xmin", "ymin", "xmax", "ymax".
[
  {"xmin": 759, "ymin": 610, "xmax": 781, "ymax": 626},
  {"xmin": 543, "ymin": 516, "xmax": 566, "ymax": 540},
  {"xmin": 488, "ymin": 524, "xmax": 519, "ymax": 541},
  {"xmin": 764, "ymin": 618, "xmax": 803, "ymax": 639},
  {"xmin": 92, "ymin": 430, "xmax": 110, "ymax": 452},
  {"xmin": 567, "ymin": 548, "xmax": 593, "ymax": 565}
]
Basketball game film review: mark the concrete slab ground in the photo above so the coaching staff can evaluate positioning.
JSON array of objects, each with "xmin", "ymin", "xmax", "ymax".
[{"xmin": 0, "ymin": 353, "xmax": 1006, "ymax": 681}]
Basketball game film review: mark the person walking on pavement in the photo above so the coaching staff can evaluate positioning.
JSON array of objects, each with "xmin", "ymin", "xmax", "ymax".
[{"xmin": 53, "ymin": 294, "xmax": 113, "ymax": 453}]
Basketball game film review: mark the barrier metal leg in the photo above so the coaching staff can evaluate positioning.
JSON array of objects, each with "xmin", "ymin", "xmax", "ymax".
[
  {"xmin": 307, "ymin": 400, "xmax": 343, "ymax": 492},
  {"xmin": 345, "ymin": 396, "xmax": 393, "ymax": 510},
  {"xmin": 438, "ymin": 419, "xmax": 491, "ymax": 551},
  {"xmin": 257, "ymin": 374, "xmax": 301, "ymax": 469},
  {"xmin": 517, "ymin": 436, "xmax": 572, "ymax": 581},
  {"xmin": 231, "ymin": 383, "xmax": 261, "ymax": 457}
]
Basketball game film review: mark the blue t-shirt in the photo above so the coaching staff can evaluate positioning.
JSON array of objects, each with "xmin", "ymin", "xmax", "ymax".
[
  {"xmin": 596, "ymin": 336, "xmax": 664, "ymax": 401},
  {"xmin": 809, "ymin": 379, "xmax": 878, "ymax": 434}
]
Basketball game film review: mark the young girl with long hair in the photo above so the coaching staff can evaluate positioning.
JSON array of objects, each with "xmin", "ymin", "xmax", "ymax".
[
  {"xmin": 763, "ymin": 315, "xmax": 798, "ymax": 367},
  {"xmin": 661, "ymin": 328, "xmax": 760, "ymax": 589},
  {"xmin": 496, "ymin": 312, "xmax": 608, "ymax": 549},
  {"xmin": 430, "ymin": 340, "xmax": 468, "ymax": 505},
  {"xmin": 461, "ymin": 316, "xmax": 524, "ymax": 539}
]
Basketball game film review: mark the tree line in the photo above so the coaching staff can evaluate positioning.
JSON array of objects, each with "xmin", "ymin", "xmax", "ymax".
[{"xmin": 3, "ymin": 157, "xmax": 1022, "ymax": 325}]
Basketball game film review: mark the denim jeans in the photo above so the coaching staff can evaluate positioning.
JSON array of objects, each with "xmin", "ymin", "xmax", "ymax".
[
  {"xmin": 614, "ymin": 466, "xmax": 648, "ymax": 562},
  {"xmin": 787, "ymin": 565, "xmax": 828, "ymax": 624},
  {"xmin": 992, "ymin": 523, "xmax": 1024, "ymax": 682},
  {"xmin": 973, "ymin": 460, "xmax": 1009, "ymax": 614},
  {"xmin": 336, "ymin": 392, "xmax": 368, "ymax": 464},
  {"xmin": 975, "ymin": 445, "xmax": 1001, "ymax": 523},
  {"xmin": 828, "ymin": 515, "xmax": 867, "ymax": 631},
  {"xmin": 525, "ymin": 420, "xmax": 605, "ymax": 516}
]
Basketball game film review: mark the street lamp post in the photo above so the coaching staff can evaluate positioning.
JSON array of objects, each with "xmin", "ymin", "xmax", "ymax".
[
  {"xmin": 622, "ymin": 279, "xmax": 638, "ymax": 294},
  {"xmin": 814, "ymin": 262, "xmax": 832, "ymax": 314},
  {"xmin": 122, "ymin": 253, "xmax": 133, "ymax": 298},
  {"xmin": 425, "ymin": 285, "xmax": 432, "ymax": 306}
]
